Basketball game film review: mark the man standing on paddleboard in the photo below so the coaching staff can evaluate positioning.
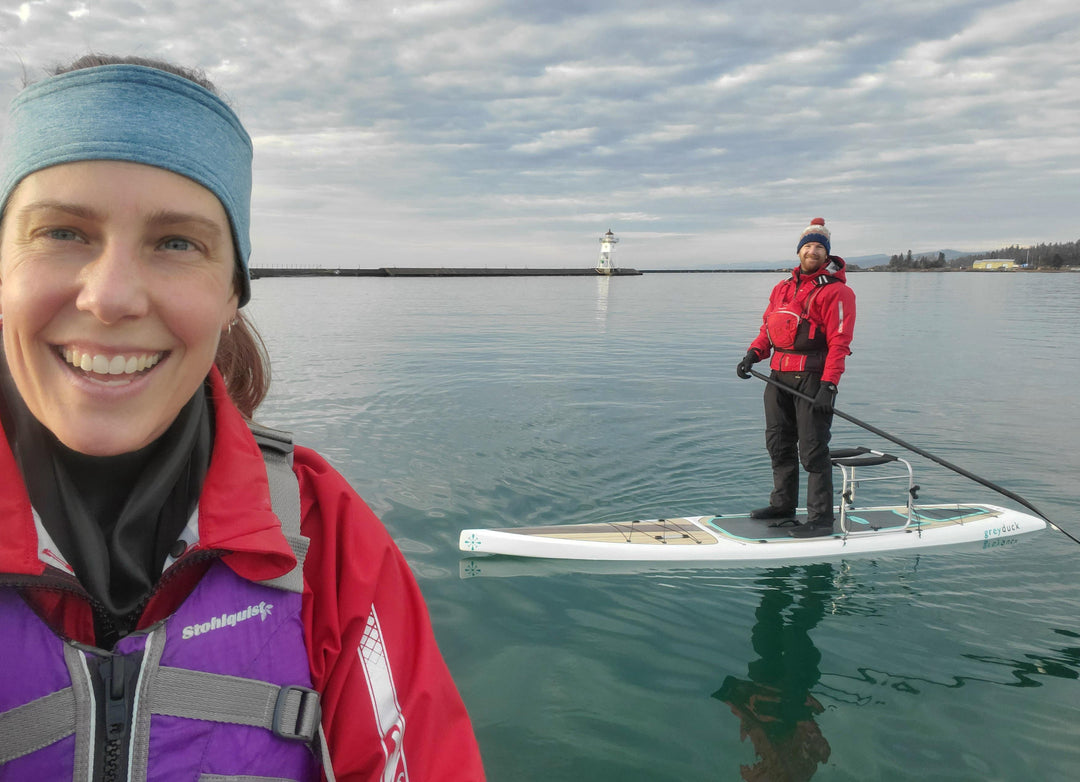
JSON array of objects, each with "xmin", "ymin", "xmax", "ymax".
[{"xmin": 736, "ymin": 218, "xmax": 856, "ymax": 537}]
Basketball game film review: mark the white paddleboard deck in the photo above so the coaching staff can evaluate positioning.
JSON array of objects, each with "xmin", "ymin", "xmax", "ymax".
[{"xmin": 459, "ymin": 504, "xmax": 1045, "ymax": 563}]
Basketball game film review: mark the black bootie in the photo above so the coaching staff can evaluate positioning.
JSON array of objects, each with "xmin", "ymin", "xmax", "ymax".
[{"xmin": 789, "ymin": 520, "xmax": 835, "ymax": 538}]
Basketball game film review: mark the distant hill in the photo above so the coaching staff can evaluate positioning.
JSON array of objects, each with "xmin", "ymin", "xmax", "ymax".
[
  {"xmin": 936, "ymin": 249, "xmax": 972, "ymax": 260},
  {"xmin": 841, "ymin": 249, "xmax": 975, "ymax": 268},
  {"xmin": 845, "ymin": 254, "xmax": 889, "ymax": 267}
]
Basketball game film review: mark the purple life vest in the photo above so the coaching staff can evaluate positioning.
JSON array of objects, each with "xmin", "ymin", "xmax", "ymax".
[
  {"xmin": 0, "ymin": 424, "xmax": 326, "ymax": 781},
  {"xmin": 0, "ymin": 563, "xmax": 321, "ymax": 781}
]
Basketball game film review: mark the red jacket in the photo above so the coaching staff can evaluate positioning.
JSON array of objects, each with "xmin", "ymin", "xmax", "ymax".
[
  {"xmin": 0, "ymin": 370, "xmax": 485, "ymax": 781},
  {"xmin": 748, "ymin": 258, "xmax": 856, "ymax": 385}
]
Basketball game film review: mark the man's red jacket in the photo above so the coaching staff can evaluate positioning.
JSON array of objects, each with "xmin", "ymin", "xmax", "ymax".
[{"xmin": 749, "ymin": 258, "xmax": 856, "ymax": 385}]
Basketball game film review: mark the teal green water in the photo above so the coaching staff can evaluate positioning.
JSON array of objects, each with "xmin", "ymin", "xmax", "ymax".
[{"xmin": 248, "ymin": 272, "xmax": 1080, "ymax": 781}]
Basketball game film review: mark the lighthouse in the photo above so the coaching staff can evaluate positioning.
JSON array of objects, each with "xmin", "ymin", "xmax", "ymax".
[{"xmin": 597, "ymin": 229, "xmax": 618, "ymax": 275}]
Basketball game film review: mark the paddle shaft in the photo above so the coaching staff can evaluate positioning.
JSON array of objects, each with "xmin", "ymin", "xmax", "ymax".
[{"xmin": 749, "ymin": 368, "xmax": 1078, "ymax": 544}]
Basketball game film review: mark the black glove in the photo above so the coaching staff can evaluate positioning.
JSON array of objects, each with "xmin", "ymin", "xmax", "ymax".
[
  {"xmin": 736, "ymin": 350, "xmax": 758, "ymax": 379},
  {"xmin": 813, "ymin": 381, "xmax": 837, "ymax": 412}
]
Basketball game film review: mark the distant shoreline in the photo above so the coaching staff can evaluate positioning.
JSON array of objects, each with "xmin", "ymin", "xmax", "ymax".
[
  {"xmin": 249, "ymin": 266, "xmax": 1077, "ymax": 279},
  {"xmin": 248, "ymin": 266, "xmax": 799, "ymax": 279}
]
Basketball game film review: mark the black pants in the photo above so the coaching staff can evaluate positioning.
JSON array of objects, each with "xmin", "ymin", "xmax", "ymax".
[{"xmin": 763, "ymin": 371, "xmax": 834, "ymax": 523}]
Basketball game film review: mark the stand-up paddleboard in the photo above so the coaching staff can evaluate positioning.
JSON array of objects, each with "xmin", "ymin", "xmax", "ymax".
[
  {"xmin": 459, "ymin": 504, "xmax": 1044, "ymax": 563},
  {"xmin": 458, "ymin": 448, "xmax": 1046, "ymax": 564}
]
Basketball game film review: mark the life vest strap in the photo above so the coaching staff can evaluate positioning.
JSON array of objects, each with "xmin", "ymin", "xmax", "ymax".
[
  {"xmin": 248, "ymin": 421, "xmax": 307, "ymax": 594},
  {"xmin": 0, "ymin": 666, "xmax": 326, "ymax": 763},
  {"xmin": 0, "ymin": 687, "xmax": 76, "ymax": 763},
  {"xmin": 0, "ymin": 638, "xmax": 93, "ymax": 768},
  {"xmin": 149, "ymin": 666, "xmax": 322, "ymax": 742}
]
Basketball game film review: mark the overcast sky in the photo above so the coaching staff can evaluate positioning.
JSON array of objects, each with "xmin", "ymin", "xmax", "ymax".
[{"xmin": 1, "ymin": 0, "xmax": 1077, "ymax": 268}]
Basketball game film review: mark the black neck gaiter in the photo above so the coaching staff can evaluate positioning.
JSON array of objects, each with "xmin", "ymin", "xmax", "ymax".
[{"xmin": 0, "ymin": 352, "xmax": 212, "ymax": 640}]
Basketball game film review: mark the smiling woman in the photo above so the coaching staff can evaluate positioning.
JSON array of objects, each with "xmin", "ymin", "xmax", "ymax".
[
  {"xmin": 2, "ymin": 160, "xmax": 239, "ymax": 456},
  {"xmin": 0, "ymin": 56, "xmax": 484, "ymax": 781}
]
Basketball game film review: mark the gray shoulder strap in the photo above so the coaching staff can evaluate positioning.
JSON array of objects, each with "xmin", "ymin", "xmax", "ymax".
[
  {"xmin": 245, "ymin": 425, "xmax": 337, "ymax": 779},
  {"xmin": 248, "ymin": 421, "xmax": 309, "ymax": 594}
]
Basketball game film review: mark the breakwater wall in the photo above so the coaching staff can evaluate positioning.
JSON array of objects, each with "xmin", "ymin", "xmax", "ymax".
[{"xmin": 250, "ymin": 267, "xmax": 642, "ymax": 279}]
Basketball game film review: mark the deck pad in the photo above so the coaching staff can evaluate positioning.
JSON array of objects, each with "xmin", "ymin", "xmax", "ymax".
[{"xmin": 506, "ymin": 518, "xmax": 719, "ymax": 545}]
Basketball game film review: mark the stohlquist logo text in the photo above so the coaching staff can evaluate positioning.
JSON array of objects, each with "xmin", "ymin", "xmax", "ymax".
[{"xmin": 182, "ymin": 601, "xmax": 273, "ymax": 640}]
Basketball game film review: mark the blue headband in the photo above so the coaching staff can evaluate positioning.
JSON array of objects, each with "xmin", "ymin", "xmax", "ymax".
[{"xmin": 0, "ymin": 64, "xmax": 253, "ymax": 305}]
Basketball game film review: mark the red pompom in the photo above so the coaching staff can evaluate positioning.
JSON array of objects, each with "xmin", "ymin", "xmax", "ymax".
[{"xmin": 810, "ymin": 217, "xmax": 825, "ymax": 226}]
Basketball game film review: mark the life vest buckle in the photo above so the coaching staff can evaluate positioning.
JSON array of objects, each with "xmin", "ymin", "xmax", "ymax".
[{"xmin": 272, "ymin": 684, "xmax": 322, "ymax": 742}]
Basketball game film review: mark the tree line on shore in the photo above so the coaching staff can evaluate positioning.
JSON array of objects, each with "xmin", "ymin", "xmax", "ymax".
[{"xmin": 878, "ymin": 239, "xmax": 1079, "ymax": 271}]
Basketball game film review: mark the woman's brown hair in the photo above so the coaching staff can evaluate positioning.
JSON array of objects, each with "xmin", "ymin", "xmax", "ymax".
[
  {"xmin": 215, "ymin": 309, "xmax": 271, "ymax": 419},
  {"xmin": 51, "ymin": 54, "xmax": 272, "ymax": 417}
]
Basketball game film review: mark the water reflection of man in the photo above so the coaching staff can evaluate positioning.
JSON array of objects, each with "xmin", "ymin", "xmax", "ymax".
[{"xmin": 714, "ymin": 564, "xmax": 834, "ymax": 781}]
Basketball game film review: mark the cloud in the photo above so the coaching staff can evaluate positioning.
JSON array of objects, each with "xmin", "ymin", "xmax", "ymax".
[
  {"xmin": 1, "ymin": 0, "xmax": 1078, "ymax": 267},
  {"xmin": 510, "ymin": 127, "xmax": 599, "ymax": 154}
]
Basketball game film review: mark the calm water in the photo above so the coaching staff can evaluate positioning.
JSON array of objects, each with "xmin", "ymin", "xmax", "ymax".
[{"xmin": 247, "ymin": 272, "xmax": 1080, "ymax": 782}]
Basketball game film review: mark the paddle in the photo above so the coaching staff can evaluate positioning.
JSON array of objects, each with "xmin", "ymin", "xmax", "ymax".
[{"xmin": 749, "ymin": 368, "xmax": 1079, "ymax": 545}]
